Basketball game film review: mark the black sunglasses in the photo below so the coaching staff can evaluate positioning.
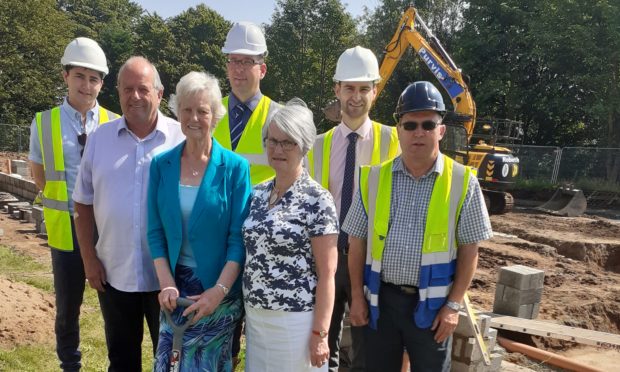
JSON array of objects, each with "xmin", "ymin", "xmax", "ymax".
[
  {"xmin": 78, "ymin": 133, "xmax": 87, "ymax": 157},
  {"xmin": 400, "ymin": 120, "xmax": 439, "ymax": 131}
]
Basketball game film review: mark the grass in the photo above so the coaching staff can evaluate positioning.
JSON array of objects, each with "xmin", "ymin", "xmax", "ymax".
[{"xmin": 0, "ymin": 245, "xmax": 246, "ymax": 371}]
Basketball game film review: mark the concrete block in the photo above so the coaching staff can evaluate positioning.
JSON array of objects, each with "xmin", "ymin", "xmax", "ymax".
[
  {"xmin": 485, "ymin": 328, "xmax": 498, "ymax": 351},
  {"xmin": 497, "ymin": 265, "xmax": 545, "ymax": 290},
  {"xmin": 452, "ymin": 335, "xmax": 466, "ymax": 358},
  {"xmin": 10, "ymin": 160, "xmax": 29, "ymax": 177},
  {"xmin": 39, "ymin": 220, "xmax": 47, "ymax": 234},
  {"xmin": 0, "ymin": 193, "xmax": 19, "ymax": 208},
  {"xmin": 478, "ymin": 314, "xmax": 491, "ymax": 337},
  {"xmin": 517, "ymin": 303, "xmax": 534, "ymax": 319},
  {"xmin": 531, "ymin": 302, "xmax": 540, "ymax": 319},
  {"xmin": 32, "ymin": 206, "xmax": 44, "ymax": 222},
  {"xmin": 11, "ymin": 210, "xmax": 21, "ymax": 219},
  {"xmin": 487, "ymin": 352, "xmax": 503, "ymax": 372},
  {"xmin": 23, "ymin": 209, "xmax": 33, "ymax": 223},
  {"xmin": 463, "ymin": 337, "xmax": 483, "ymax": 362},
  {"xmin": 7, "ymin": 202, "xmax": 30, "ymax": 214},
  {"xmin": 495, "ymin": 285, "xmax": 543, "ymax": 305},
  {"xmin": 455, "ymin": 312, "xmax": 491, "ymax": 338}
]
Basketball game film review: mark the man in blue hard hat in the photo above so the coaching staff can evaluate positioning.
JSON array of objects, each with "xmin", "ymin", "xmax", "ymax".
[{"xmin": 343, "ymin": 81, "xmax": 492, "ymax": 371}]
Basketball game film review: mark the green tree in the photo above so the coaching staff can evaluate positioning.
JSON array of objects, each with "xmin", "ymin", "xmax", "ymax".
[
  {"xmin": 263, "ymin": 0, "xmax": 357, "ymax": 131},
  {"xmin": 0, "ymin": 0, "xmax": 76, "ymax": 126}
]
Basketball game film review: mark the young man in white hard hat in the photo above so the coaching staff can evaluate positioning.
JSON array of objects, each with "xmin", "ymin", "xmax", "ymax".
[
  {"xmin": 213, "ymin": 21, "xmax": 281, "ymax": 186},
  {"xmin": 308, "ymin": 46, "xmax": 400, "ymax": 372},
  {"xmin": 28, "ymin": 37, "xmax": 119, "ymax": 371}
]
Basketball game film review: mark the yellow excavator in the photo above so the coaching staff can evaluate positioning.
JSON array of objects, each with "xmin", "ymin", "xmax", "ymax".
[{"xmin": 375, "ymin": 6, "xmax": 522, "ymax": 214}]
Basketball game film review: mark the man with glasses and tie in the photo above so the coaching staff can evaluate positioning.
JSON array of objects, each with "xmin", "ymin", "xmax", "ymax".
[
  {"xmin": 27, "ymin": 37, "xmax": 119, "ymax": 371},
  {"xmin": 213, "ymin": 21, "xmax": 280, "ymax": 186},
  {"xmin": 213, "ymin": 21, "xmax": 281, "ymax": 366},
  {"xmin": 307, "ymin": 46, "xmax": 400, "ymax": 372},
  {"xmin": 342, "ymin": 81, "xmax": 492, "ymax": 371}
]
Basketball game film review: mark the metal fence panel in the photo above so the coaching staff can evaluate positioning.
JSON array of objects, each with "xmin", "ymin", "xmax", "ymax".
[
  {"xmin": 505, "ymin": 145, "xmax": 561, "ymax": 183},
  {"xmin": 0, "ymin": 124, "xmax": 30, "ymax": 152},
  {"xmin": 557, "ymin": 147, "xmax": 620, "ymax": 186}
]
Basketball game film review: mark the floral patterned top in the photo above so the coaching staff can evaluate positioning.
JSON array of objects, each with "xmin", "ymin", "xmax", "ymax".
[{"xmin": 242, "ymin": 171, "xmax": 339, "ymax": 312}]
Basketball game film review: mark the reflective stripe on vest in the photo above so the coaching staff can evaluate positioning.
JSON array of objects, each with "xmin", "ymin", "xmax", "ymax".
[
  {"xmin": 213, "ymin": 95, "xmax": 277, "ymax": 185},
  {"xmin": 36, "ymin": 106, "xmax": 119, "ymax": 251},
  {"xmin": 308, "ymin": 121, "xmax": 399, "ymax": 188},
  {"xmin": 360, "ymin": 155, "xmax": 470, "ymax": 329}
]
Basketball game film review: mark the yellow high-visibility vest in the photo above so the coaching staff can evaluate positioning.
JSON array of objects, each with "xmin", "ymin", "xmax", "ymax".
[
  {"xmin": 36, "ymin": 106, "xmax": 119, "ymax": 251},
  {"xmin": 359, "ymin": 155, "xmax": 471, "ymax": 329},
  {"xmin": 307, "ymin": 121, "xmax": 399, "ymax": 189},
  {"xmin": 213, "ymin": 95, "xmax": 278, "ymax": 185}
]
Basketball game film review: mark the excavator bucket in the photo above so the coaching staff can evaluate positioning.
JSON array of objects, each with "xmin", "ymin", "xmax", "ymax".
[{"xmin": 535, "ymin": 187, "xmax": 587, "ymax": 217}]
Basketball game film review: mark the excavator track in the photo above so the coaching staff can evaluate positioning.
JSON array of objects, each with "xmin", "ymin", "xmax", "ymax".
[{"xmin": 483, "ymin": 189, "xmax": 513, "ymax": 214}]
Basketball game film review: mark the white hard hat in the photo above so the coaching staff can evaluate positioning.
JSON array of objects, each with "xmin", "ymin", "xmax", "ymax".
[
  {"xmin": 222, "ymin": 22, "xmax": 268, "ymax": 56},
  {"xmin": 333, "ymin": 46, "xmax": 380, "ymax": 82},
  {"xmin": 61, "ymin": 37, "xmax": 109, "ymax": 76}
]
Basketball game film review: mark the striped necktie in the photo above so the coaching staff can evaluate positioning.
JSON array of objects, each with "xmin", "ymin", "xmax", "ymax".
[{"xmin": 230, "ymin": 103, "xmax": 247, "ymax": 150}]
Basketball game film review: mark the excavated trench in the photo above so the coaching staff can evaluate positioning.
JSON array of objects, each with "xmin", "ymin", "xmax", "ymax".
[{"xmin": 492, "ymin": 225, "xmax": 620, "ymax": 273}]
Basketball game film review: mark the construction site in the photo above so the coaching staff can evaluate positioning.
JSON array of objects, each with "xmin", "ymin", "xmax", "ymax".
[{"xmin": 1, "ymin": 151, "xmax": 619, "ymax": 371}]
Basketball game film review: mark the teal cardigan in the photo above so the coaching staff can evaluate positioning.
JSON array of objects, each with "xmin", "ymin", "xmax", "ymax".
[{"xmin": 147, "ymin": 138, "xmax": 251, "ymax": 293}]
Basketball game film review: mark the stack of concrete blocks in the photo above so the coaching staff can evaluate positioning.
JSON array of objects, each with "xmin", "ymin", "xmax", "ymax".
[
  {"xmin": 451, "ymin": 312, "xmax": 504, "ymax": 372},
  {"xmin": 10, "ymin": 160, "xmax": 29, "ymax": 178},
  {"xmin": 493, "ymin": 265, "xmax": 544, "ymax": 319},
  {"xmin": 32, "ymin": 206, "xmax": 46, "ymax": 234}
]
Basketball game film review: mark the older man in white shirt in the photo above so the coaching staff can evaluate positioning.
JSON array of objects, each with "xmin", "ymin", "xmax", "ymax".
[{"xmin": 73, "ymin": 56, "xmax": 184, "ymax": 371}]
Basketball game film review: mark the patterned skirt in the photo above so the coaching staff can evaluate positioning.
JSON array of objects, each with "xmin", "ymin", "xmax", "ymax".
[{"xmin": 153, "ymin": 265, "xmax": 242, "ymax": 372}]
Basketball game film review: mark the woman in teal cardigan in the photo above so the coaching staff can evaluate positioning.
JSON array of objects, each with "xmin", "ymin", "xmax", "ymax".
[{"xmin": 147, "ymin": 71, "xmax": 251, "ymax": 372}]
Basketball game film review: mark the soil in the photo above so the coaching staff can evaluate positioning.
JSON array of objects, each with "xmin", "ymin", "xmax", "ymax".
[{"xmin": 0, "ymin": 152, "xmax": 619, "ymax": 369}]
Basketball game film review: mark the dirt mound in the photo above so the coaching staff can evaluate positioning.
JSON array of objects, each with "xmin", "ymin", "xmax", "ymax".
[
  {"xmin": 0, "ymin": 276, "xmax": 55, "ymax": 348},
  {"xmin": 492, "ymin": 211, "xmax": 620, "ymax": 272}
]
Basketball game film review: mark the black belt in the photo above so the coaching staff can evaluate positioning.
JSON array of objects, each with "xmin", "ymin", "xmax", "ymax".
[{"xmin": 381, "ymin": 281, "xmax": 418, "ymax": 295}]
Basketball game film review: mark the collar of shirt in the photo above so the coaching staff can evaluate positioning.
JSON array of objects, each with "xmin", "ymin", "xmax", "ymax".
[
  {"xmin": 336, "ymin": 117, "xmax": 373, "ymax": 140},
  {"xmin": 229, "ymin": 90, "xmax": 263, "ymax": 112},
  {"xmin": 61, "ymin": 97, "xmax": 99, "ymax": 134},
  {"xmin": 115, "ymin": 110, "xmax": 170, "ymax": 141},
  {"xmin": 393, "ymin": 152, "xmax": 445, "ymax": 179}
]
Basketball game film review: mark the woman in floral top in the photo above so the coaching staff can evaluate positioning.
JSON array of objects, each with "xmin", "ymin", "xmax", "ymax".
[{"xmin": 242, "ymin": 100, "xmax": 338, "ymax": 371}]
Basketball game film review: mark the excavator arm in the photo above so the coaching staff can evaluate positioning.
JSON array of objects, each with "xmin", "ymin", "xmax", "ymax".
[{"xmin": 374, "ymin": 6, "xmax": 476, "ymax": 139}]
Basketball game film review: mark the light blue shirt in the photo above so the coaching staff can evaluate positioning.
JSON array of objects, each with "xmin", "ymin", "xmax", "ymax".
[
  {"xmin": 178, "ymin": 184, "xmax": 199, "ymax": 268},
  {"xmin": 28, "ymin": 98, "xmax": 101, "ymax": 214},
  {"xmin": 73, "ymin": 112, "xmax": 185, "ymax": 292}
]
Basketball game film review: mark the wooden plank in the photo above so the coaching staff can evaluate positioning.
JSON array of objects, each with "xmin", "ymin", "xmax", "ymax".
[{"xmin": 484, "ymin": 313, "xmax": 620, "ymax": 351}]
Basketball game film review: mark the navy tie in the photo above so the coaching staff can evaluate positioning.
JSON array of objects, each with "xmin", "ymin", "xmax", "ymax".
[
  {"xmin": 338, "ymin": 132, "xmax": 358, "ymax": 253},
  {"xmin": 230, "ymin": 103, "xmax": 247, "ymax": 150}
]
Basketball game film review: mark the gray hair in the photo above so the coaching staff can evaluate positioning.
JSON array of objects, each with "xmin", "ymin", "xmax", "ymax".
[
  {"xmin": 117, "ymin": 56, "xmax": 164, "ymax": 92},
  {"xmin": 169, "ymin": 71, "xmax": 226, "ymax": 124},
  {"xmin": 263, "ymin": 98, "xmax": 316, "ymax": 155}
]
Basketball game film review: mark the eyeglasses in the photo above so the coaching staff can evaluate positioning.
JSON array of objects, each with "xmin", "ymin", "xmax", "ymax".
[
  {"xmin": 78, "ymin": 133, "xmax": 87, "ymax": 157},
  {"xmin": 265, "ymin": 138, "xmax": 297, "ymax": 151},
  {"xmin": 399, "ymin": 120, "xmax": 440, "ymax": 131},
  {"xmin": 226, "ymin": 58, "xmax": 263, "ymax": 68}
]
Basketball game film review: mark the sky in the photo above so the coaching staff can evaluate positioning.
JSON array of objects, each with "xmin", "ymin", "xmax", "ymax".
[{"xmin": 134, "ymin": 0, "xmax": 381, "ymax": 24}]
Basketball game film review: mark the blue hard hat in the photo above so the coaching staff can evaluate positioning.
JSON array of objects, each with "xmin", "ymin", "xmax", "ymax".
[{"xmin": 394, "ymin": 81, "xmax": 446, "ymax": 118}]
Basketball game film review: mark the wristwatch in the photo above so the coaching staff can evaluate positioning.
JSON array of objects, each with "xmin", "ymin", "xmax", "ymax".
[
  {"xmin": 312, "ymin": 329, "xmax": 328, "ymax": 338},
  {"xmin": 445, "ymin": 300, "xmax": 461, "ymax": 312}
]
